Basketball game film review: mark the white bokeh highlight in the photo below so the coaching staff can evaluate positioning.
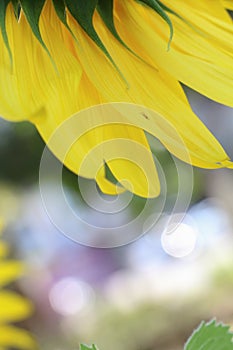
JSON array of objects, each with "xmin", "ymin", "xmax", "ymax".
[{"xmin": 161, "ymin": 215, "xmax": 199, "ymax": 258}]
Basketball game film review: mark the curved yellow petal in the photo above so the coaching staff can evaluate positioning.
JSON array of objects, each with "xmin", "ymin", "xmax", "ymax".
[
  {"xmin": 112, "ymin": 103, "xmax": 231, "ymax": 169},
  {"xmin": 0, "ymin": 261, "xmax": 24, "ymax": 287},
  {"xmin": 0, "ymin": 291, "xmax": 33, "ymax": 323},
  {"xmin": 0, "ymin": 326, "xmax": 36, "ymax": 349}
]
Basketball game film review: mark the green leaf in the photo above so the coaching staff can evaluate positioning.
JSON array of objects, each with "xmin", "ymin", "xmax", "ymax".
[
  {"xmin": 64, "ymin": 0, "xmax": 129, "ymax": 87},
  {"xmin": 0, "ymin": 0, "xmax": 12, "ymax": 64},
  {"xmin": 185, "ymin": 319, "xmax": 233, "ymax": 350},
  {"xmin": 137, "ymin": 0, "xmax": 173, "ymax": 49},
  {"xmin": 80, "ymin": 345, "xmax": 98, "ymax": 350}
]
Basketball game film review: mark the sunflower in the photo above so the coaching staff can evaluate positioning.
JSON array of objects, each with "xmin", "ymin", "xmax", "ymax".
[
  {"xmin": 0, "ymin": 0, "xmax": 233, "ymax": 197},
  {"xmin": 0, "ymin": 220, "xmax": 36, "ymax": 349}
]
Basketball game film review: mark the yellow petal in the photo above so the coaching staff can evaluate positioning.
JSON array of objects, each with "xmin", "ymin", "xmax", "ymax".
[
  {"xmin": 174, "ymin": 0, "xmax": 232, "ymax": 23},
  {"xmin": 0, "ymin": 326, "xmax": 36, "ymax": 349},
  {"xmin": 114, "ymin": 0, "xmax": 233, "ymax": 107},
  {"xmin": 0, "ymin": 291, "xmax": 33, "ymax": 323},
  {"xmin": 112, "ymin": 104, "xmax": 232, "ymax": 170},
  {"xmin": 222, "ymin": 0, "xmax": 233, "ymax": 10},
  {"xmin": 0, "ymin": 261, "xmax": 24, "ymax": 287}
]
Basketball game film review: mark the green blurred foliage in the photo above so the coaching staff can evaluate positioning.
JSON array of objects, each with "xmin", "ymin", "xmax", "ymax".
[{"xmin": 0, "ymin": 120, "xmax": 44, "ymax": 185}]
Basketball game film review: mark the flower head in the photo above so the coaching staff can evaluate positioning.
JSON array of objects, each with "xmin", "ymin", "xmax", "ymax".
[{"xmin": 0, "ymin": 0, "xmax": 233, "ymax": 197}]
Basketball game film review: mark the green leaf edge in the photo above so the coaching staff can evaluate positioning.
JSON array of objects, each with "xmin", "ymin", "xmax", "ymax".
[{"xmin": 184, "ymin": 319, "xmax": 233, "ymax": 350}]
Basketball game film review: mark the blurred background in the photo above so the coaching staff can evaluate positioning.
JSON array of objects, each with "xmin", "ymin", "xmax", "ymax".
[{"xmin": 1, "ymin": 89, "xmax": 233, "ymax": 350}]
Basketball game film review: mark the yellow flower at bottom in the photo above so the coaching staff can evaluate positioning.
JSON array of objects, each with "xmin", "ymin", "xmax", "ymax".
[
  {"xmin": 0, "ymin": 0, "xmax": 233, "ymax": 197},
  {"xmin": 0, "ymin": 223, "xmax": 36, "ymax": 350}
]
